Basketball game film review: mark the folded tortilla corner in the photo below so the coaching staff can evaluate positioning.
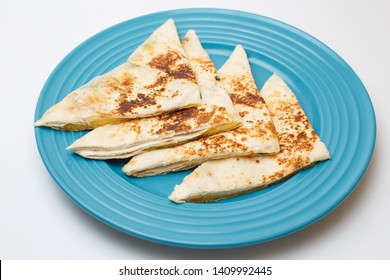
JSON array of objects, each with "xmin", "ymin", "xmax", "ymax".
[{"xmin": 35, "ymin": 19, "xmax": 201, "ymax": 131}]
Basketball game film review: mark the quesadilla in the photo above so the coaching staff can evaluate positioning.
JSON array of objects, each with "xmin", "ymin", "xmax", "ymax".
[
  {"xmin": 123, "ymin": 45, "xmax": 280, "ymax": 176},
  {"xmin": 34, "ymin": 19, "xmax": 201, "ymax": 131},
  {"xmin": 169, "ymin": 74, "xmax": 330, "ymax": 203},
  {"xmin": 67, "ymin": 30, "xmax": 242, "ymax": 159}
]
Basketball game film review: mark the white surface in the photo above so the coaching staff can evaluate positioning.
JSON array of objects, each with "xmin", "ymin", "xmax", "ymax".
[{"xmin": 0, "ymin": 0, "xmax": 388, "ymax": 259}]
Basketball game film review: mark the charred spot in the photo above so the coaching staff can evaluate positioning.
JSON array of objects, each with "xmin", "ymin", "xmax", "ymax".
[
  {"xmin": 195, "ymin": 108, "xmax": 216, "ymax": 125},
  {"xmin": 116, "ymin": 93, "xmax": 157, "ymax": 115},
  {"xmin": 147, "ymin": 50, "xmax": 197, "ymax": 83},
  {"xmin": 297, "ymin": 131, "xmax": 307, "ymax": 140},
  {"xmin": 155, "ymin": 107, "xmax": 199, "ymax": 134},
  {"xmin": 230, "ymin": 76, "xmax": 259, "ymax": 93},
  {"xmin": 195, "ymin": 134, "xmax": 249, "ymax": 154},
  {"xmin": 272, "ymin": 171, "xmax": 285, "ymax": 180},
  {"xmin": 235, "ymin": 127, "xmax": 249, "ymax": 135},
  {"xmin": 289, "ymin": 156, "xmax": 310, "ymax": 170},
  {"xmin": 170, "ymin": 64, "xmax": 197, "ymax": 83},
  {"xmin": 229, "ymin": 92, "xmax": 266, "ymax": 109},
  {"xmin": 294, "ymin": 140, "xmax": 314, "ymax": 152},
  {"xmin": 158, "ymin": 107, "xmax": 198, "ymax": 122},
  {"xmin": 144, "ymin": 75, "xmax": 168, "ymax": 91},
  {"xmin": 209, "ymin": 114, "xmax": 230, "ymax": 125},
  {"xmin": 215, "ymin": 75, "xmax": 221, "ymax": 81},
  {"xmin": 239, "ymin": 111, "xmax": 249, "ymax": 118},
  {"xmin": 155, "ymin": 122, "xmax": 192, "ymax": 134},
  {"xmin": 201, "ymin": 106, "xmax": 230, "ymax": 126},
  {"xmin": 148, "ymin": 50, "xmax": 182, "ymax": 72},
  {"xmin": 277, "ymin": 156, "xmax": 288, "ymax": 165},
  {"xmin": 294, "ymin": 111, "xmax": 305, "ymax": 122},
  {"xmin": 250, "ymin": 120, "xmax": 269, "ymax": 138}
]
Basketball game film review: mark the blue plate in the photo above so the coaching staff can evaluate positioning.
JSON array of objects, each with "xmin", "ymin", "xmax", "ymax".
[{"xmin": 34, "ymin": 8, "xmax": 376, "ymax": 248}]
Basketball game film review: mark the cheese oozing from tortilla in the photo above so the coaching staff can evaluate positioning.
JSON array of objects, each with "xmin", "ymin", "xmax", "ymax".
[
  {"xmin": 34, "ymin": 19, "xmax": 201, "ymax": 131},
  {"xmin": 67, "ymin": 30, "xmax": 242, "ymax": 159},
  {"xmin": 169, "ymin": 74, "xmax": 330, "ymax": 203},
  {"xmin": 122, "ymin": 45, "xmax": 280, "ymax": 176}
]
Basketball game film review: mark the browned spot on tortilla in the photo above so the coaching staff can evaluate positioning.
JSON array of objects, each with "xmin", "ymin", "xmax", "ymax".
[
  {"xmin": 191, "ymin": 57, "xmax": 217, "ymax": 74},
  {"xmin": 294, "ymin": 111, "xmax": 305, "ymax": 122},
  {"xmin": 103, "ymin": 73, "xmax": 153, "ymax": 115},
  {"xmin": 230, "ymin": 92, "xmax": 266, "ymax": 109},
  {"xmin": 147, "ymin": 50, "xmax": 197, "ymax": 83},
  {"xmin": 171, "ymin": 64, "xmax": 197, "ymax": 82},
  {"xmin": 268, "ymin": 170, "xmax": 286, "ymax": 181},
  {"xmin": 148, "ymin": 50, "xmax": 182, "ymax": 71},
  {"xmin": 155, "ymin": 107, "xmax": 198, "ymax": 134},
  {"xmin": 116, "ymin": 93, "xmax": 157, "ymax": 115},
  {"xmin": 179, "ymin": 134, "xmax": 249, "ymax": 157},
  {"xmin": 119, "ymin": 120, "xmax": 141, "ymax": 135},
  {"xmin": 233, "ymin": 119, "xmax": 270, "ymax": 141},
  {"xmin": 105, "ymin": 72, "xmax": 160, "ymax": 115},
  {"xmin": 153, "ymin": 103, "xmax": 232, "ymax": 135},
  {"xmin": 239, "ymin": 111, "xmax": 249, "ymax": 118},
  {"xmin": 265, "ymin": 120, "xmax": 278, "ymax": 137},
  {"xmin": 227, "ymin": 76, "xmax": 265, "ymax": 106},
  {"xmin": 291, "ymin": 156, "xmax": 310, "ymax": 170},
  {"xmin": 195, "ymin": 107, "xmax": 218, "ymax": 126},
  {"xmin": 209, "ymin": 113, "xmax": 231, "ymax": 126},
  {"xmin": 155, "ymin": 122, "xmax": 192, "ymax": 134},
  {"xmin": 105, "ymin": 72, "xmax": 135, "ymax": 96},
  {"xmin": 144, "ymin": 75, "xmax": 168, "ymax": 91}
]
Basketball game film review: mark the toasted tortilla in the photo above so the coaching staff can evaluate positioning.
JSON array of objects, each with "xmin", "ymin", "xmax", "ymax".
[
  {"xmin": 34, "ymin": 19, "xmax": 201, "ymax": 131},
  {"xmin": 67, "ymin": 30, "xmax": 241, "ymax": 159},
  {"xmin": 169, "ymin": 74, "xmax": 330, "ymax": 203},
  {"xmin": 123, "ymin": 45, "xmax": 280, "ymax": 176}
]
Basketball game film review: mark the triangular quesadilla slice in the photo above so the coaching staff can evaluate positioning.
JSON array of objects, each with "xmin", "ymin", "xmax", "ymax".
[
  {"xmin": 35, "ymin": 19, "xmax": 201, "ymax": 131},
  {"xmin": 67, "ymin": 30, "xmax": 242, "ymax": 159},
  {"xmin": 122, "ymin": 45, "xmax": 280, "ymax": 176},
  {"xmin": 169, "ymin": 74, "xmax": 330, "ymax": 203}
]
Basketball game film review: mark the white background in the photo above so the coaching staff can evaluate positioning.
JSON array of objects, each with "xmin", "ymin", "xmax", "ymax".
[{"xmin": 1, "ymin": 0, "xmax": 389, "ymax": 259}]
